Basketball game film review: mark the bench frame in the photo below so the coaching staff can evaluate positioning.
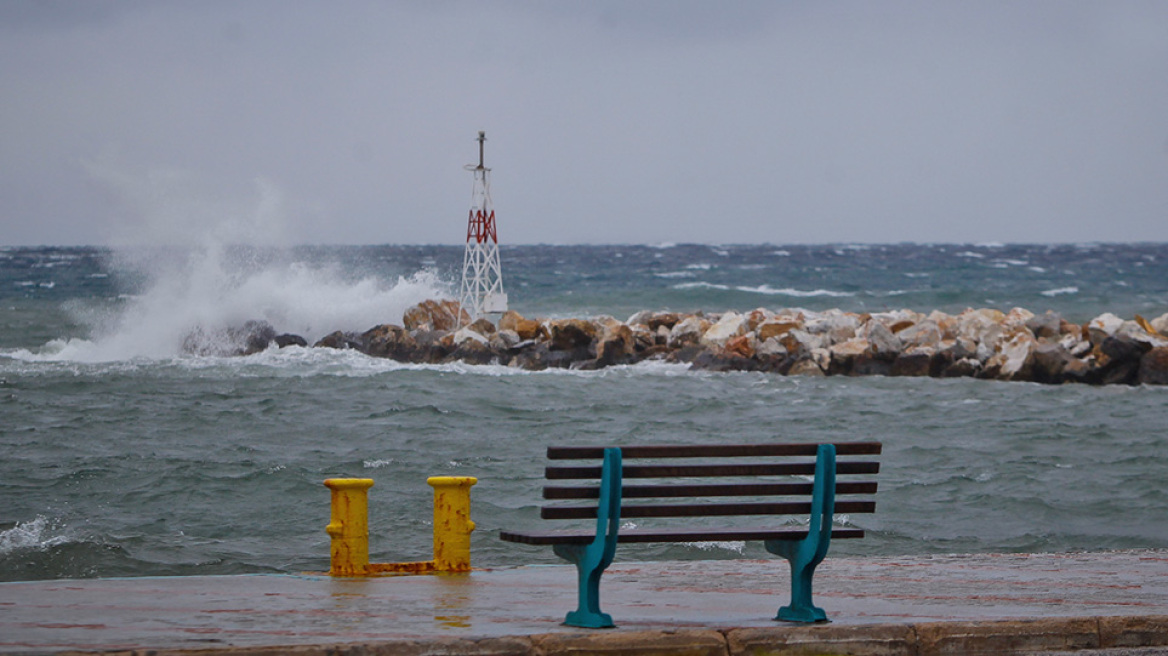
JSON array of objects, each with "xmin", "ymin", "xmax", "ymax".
[{"xmin": 500, "ymin": 442, "xmax": 880, "ymax": 628}]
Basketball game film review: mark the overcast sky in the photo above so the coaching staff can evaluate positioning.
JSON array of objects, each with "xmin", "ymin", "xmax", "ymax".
[{"xmin": 3, "ymin": 1, "xmax": 1167, "ymax": 246}]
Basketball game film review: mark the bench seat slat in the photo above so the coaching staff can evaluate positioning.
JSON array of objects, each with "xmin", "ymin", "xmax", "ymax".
[
  {"xmin": 543, "ymin": 481, "xmax": 878, "ymax": 499},
  {"xmin": 500, "ymin": 526, "xmax": 866, "ymax": 546},
  {"xmin": 547, "ymin": 442, "xmax": 881, "ymax": 459},
  {"xmin": 547, "ymin": 461, "xmax": 879, "ymax": 480},
  {"xmin": 542, "ymin": 500, "xmax": 877, "ymax": 520}
]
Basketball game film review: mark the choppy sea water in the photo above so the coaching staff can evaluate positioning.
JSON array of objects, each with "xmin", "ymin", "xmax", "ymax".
[{"xmin": 2, "ymin": 243, "xmax": 1166, "ymax": 581}]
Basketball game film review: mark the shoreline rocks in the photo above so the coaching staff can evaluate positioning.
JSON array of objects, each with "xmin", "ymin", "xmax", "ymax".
[{"xmin": 263, "ymin": 299, "xmax": 1168, "ymax": 386}]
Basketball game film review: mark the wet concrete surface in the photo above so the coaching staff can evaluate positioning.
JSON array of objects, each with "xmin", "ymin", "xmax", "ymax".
[{"xmin": 2, "ymin": 550, "xmax": 1167, "ymax": 654}]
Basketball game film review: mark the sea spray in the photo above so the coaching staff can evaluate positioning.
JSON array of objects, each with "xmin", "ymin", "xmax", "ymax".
[{"xmin": 58, "ymin": 246, "xmax": 454, "ymax": 362}]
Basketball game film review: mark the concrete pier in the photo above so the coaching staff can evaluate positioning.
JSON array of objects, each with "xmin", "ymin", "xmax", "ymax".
[{"xmin": 2, "ymin": 550, "xmax": 1167, "ymax": 655}]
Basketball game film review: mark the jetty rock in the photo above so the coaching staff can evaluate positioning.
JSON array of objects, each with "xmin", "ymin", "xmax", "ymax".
[{"xmin": 297, "ymin": 301, "xmax": 1168, "ymax": 386}]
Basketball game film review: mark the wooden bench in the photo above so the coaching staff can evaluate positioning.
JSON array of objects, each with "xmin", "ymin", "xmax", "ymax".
[{"xmin": 499, "ymin": 442, "xmax": 881, "ymax": 628}]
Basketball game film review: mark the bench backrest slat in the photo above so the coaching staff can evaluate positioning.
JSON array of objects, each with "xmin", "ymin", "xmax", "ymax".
[
  {"xmin": 544, "ymin": 480, "xmax": 878, "ymax": 500},
  {"xmin": 547, "ymin": 461, "xmax": 879, "ymax": 479},
  {"xmin": 542, "ymin": 500, "xmax": 877, "ymax": 520},
  {"xmin": 548, "ymin": 442, "xmax": 881, "ymax": 460}
]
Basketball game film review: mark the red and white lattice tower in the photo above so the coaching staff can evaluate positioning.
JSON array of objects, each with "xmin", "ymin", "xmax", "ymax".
[{"xmin": 458, "ymin": 131, "xmax": 507, "ymax": 325}]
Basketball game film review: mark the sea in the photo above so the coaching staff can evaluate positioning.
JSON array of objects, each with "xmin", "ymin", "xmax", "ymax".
[{"xmin": 2, "ymin": 242, "xmax": 1167, "ymax": 582}]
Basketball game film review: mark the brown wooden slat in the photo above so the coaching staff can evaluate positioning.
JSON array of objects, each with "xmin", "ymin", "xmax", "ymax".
[
  {"xmin": 500, "ymin": 526, "xmax": 866, "ymax": 546},
  {"xmin": 541, "ymin": 500, "xmax": 876, "ymax": 520},
  {"xmin": 547, "ymin": 442, "xmax": 881, "ymax": 460},
  {"xmin": 543, "ymin": 481, "xmax": 879, "ymax": 500},
  {"xmin": 546, "ymin": 461, "xmax": 879, "ymax": 480}
]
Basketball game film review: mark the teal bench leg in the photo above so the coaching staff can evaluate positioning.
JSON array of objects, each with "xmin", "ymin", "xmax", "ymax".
[
  {"xmin": 765, "ymin": 443, "xmax": 836, "ymax": 623},
  {"xmin": 553, "ymin": 447, "xmax": 622, "ymax": 628}
]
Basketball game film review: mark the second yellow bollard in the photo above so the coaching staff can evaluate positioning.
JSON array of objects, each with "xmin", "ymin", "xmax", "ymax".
[{"xmin": 429, "ymin": 476, "xmax": 477, "ymax": 572}]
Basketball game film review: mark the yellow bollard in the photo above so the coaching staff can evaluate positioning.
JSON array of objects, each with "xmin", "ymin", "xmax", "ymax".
[
  {"xmin": 324, "ymin": 478, "xmax": 374, "ymax": 576},
  {"xmin": 428, "ymin": 476, "xmax": 477, "ymax": 572}
]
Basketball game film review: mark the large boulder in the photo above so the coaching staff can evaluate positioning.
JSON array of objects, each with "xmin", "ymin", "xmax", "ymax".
[
  {"xmin": 956, "ymin": 309, "xmax": 1005, "ymax": 346},
  {"xmin": 1150, "ymin": 313, "xmax": 1168, "ymax": 336},
  {"xmin": 724, "ymin": 334, "xmax": 756, "ymax": 359},
  {"xmin": 1138, "ymin": 347, "xmax": 1168, "ymax": 385},
  {"xmin": 546, "ymin": 319, "xmax": 597, "ymax": 351},
  {"xmin": 788, "ymin": 357, "xmax": 825, "ymax": 377},
  {"xmin": 499, "ymin": 311, "xmax": 541, "ymax": 340},
  {"xmin": 314, "ymin": 330, "xmax": 364, "ymax": 350},
  {"xmin": 403, "ymin": 299, "xmax": 465, "ymax": 332},
  {"xmin": 757, "ymin": 319, "xmax": 802, "ymax": 342},
  {"xmin": 890, "ymin": 347, "xmax": 934, "ymax": 377},
  {"xmin": 927, "ymin": 310, "xmax": 959, "ymax": 340},
  {"xmin": 628, "ymin": 311, "xmax": 681, "ymax": 332},
  {"xmin": 781, "ymin": 329, "xmax": 825, "ymax": 357},
  {"xmin": 1030, "ymin": 343, "xmax": 1074, "ymax": 384},
  {"xmin": 1003, "ymin": 307, "xmax": 1036, "ymax": 330},
  {"xmin": 1087, "ymin": 313, "xmax": 1125, "ymax": 346},
  {"xmin": 828, "ymin": 339, "xmax": 868, "ymax": 375},
  {"xmin": 596, "ymin": 320, "xmax": 636, "ymax": 366},
  {"xmin": 804, "ymin": 311, "xmax": 860, "ymax": 345},
  {"xmin": 940, "ymin": 357, "xmax": 981, "ymax": 378},
  {"xmin": 275, "ymin": 333, "xmax": 308, "ymax": 348},
  {"xmin": 1026, "ymin": 311, "xmax": 1062, "ymax": 340},
  {"xmin": 445, "ymin": 330, "xmax": 496, "ymax": 365},
  {"xmin": 700, "ymin": 312, "xmax": 748, "ymax": 347},
  {"xmin": 668, "ymin": 316, "xmax": 706, "ymax": 348},
  {"xmin": 1095, "ymin": 334, "xmax": 1150, "ymax": 385},
  {"xmin": 182, "ymin": 320, "xmax": 278, "ymax": 356},
  {"xmin": 362, "ymin": 324, "xmax": 417, "ymax": 360},
  {"xmin": 995, "ymin": 331, "xmax": 1037, "ymax": 381},
  {"xmin": 690, "ymin": 348, "xmax": 756, "ymax": 372},
  {"xmin": 864, "ymin": 322, "xmax": 903, "ymax": 362},
  {"xmin": 897, "ymin": 320, "xmax": 942, "ymax": 349}
]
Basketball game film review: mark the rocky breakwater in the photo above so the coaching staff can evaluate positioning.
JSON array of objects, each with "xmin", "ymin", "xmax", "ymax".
[{"xmin": 215, "ymin": 299, "xmax": 1168, "ymax": 386}]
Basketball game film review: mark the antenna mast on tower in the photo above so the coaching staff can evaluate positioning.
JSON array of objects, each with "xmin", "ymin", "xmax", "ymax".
[{"xmin": 458, "ymin": 131, "xmax": 507, "ymax": 325}]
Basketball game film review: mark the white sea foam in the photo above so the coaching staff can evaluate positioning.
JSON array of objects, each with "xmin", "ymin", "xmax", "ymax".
[
  {"xmin": 686, "ymin": 541, "xmax": 746, "ymax": 554},
  {"xmin": 0, "ymin": 516, "xmax": 70, "ymax": 555},
  {"xmin": 1041, "ymin": 286, "xmax": 1079, "ymax": 297},
  {"xmin": 671, "ymin": 282, "xmax": 854, "ymax": 298},
  {"xmin": 674, "ymin": 282, "xmax": 732, "ymax": 291},
  {"xmin": 737, "ymin": 285, "xmax": 855, "ymax": 298},
  {"xmin": 653, "ymin": 271, "xmax": 695, "ymax": 279},
  {"xmin": 957, "ymin": 251, "xmax": 986, "ymax": 259}
]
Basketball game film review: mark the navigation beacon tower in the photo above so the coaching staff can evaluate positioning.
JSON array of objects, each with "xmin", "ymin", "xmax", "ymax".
[{"xmin": 458, "ymin": 131, "xmax": 507, "ymax": 325}]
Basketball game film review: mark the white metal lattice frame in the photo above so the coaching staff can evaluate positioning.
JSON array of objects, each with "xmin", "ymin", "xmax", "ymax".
[{"xmin": 459, "ymin": 132, "xmax": 507, "ymax": 325}]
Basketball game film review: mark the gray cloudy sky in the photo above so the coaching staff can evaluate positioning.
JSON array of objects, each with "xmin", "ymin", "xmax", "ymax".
[{"xmin": 3, "ymin": 1, "xmax": 1167, "ymax": 246}]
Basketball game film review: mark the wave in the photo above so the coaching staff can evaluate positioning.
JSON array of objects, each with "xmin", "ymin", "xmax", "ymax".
[
  {"xmin": 672, "ymin": 282, "xmax": 855, "ymax": 298},
  {"xmin": 21, "ymin": 246, "xmax": 453, "ymax": 363},
  {"xmin": 1041, "ymin": 286, "xmax": 1079, "ymax": 297},
  {"xmin": 0, "ymin": 516, "xmax": 71, "ymax": 556}
]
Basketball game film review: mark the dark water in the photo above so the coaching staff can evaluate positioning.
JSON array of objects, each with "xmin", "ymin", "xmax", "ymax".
[{"xmin": 2, "ymin": 243, "xmax": 1166, "ymax": 581}]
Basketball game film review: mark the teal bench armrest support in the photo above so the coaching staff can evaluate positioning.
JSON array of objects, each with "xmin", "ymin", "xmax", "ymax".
[
  {"xmin": 552, "ymin": 447, "xmax": 622, "ymax": 628},
  {"xmin": 765, "ymin": 443, "xmax": 836, "ymax": 623}
]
